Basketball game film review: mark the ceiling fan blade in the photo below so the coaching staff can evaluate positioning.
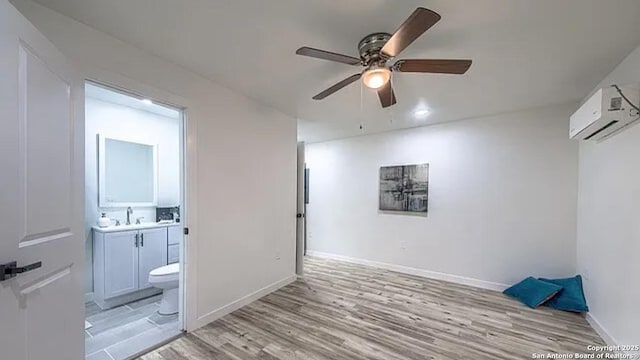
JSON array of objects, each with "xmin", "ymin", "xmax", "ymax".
[
  {"xmin": 312, "ymin": 73, "xmax": 362, "ymax": 100},
  {"xmin": 381, "ymin": 7, "xmax": 441, "ymax": 58},
  {"xmin": 394, "ymin": 59, "xmax": 472, "ymax": 74},
  {"xmin": 377, "ymin": 81, "xmax": 397, "ymax": 108},
  {"xmin": 296, "ymin": 47, "xmax": 361, "ymax": 65}
]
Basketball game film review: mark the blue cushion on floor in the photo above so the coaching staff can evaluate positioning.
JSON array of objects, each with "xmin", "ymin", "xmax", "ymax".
[
  {"xmin": 538, "ymin": 275, "xmax": 589, "ymax": 313},
  {"xmin": 503, "ymin": 277, "xmax": 563, "ymax": 308}
]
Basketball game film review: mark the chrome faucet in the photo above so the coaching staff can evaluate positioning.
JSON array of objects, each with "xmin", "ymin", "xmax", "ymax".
[{"xmin": 126, "ymin": 207, "xmax": 133, "ymax": 225}]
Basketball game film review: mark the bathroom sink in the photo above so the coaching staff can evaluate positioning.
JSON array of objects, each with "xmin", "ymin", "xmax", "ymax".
[{"xmin": 93, "ymin": 222, "xmax": 178, "ymax": 233}]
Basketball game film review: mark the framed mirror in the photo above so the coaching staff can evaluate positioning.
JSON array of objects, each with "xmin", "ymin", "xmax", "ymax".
[{"xmin": 98, "ymin": 135, "xmax": 158, "ymax": 207}]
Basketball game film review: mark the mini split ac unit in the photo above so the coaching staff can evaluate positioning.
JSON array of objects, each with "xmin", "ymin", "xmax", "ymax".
[{"xmin": 570, "ymin": 83, "xmax": 640, "ymax": 141}]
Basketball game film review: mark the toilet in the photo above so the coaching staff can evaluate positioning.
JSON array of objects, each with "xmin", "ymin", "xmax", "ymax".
[{"xmin": 148, "ymin": 263, "xmax": 179, "ymax": 315}]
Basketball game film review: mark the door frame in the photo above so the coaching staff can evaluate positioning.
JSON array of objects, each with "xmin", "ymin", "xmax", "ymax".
[
  {"xmin": 295, "ymin": 142, "xmax": 305, "ymax": 276},
  {"xmin": 83, "ymin": 74, "xmax": 196, "ymax": 333}
]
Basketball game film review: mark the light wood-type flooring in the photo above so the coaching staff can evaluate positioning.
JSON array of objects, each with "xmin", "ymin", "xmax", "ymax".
[{"xmin": 139, "ymin": 256, "xmax": 606, "ymax": 360}]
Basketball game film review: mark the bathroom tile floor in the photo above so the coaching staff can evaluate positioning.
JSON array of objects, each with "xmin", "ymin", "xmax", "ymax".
[{"xmin": 85, "ymin": 295, "xmax": 181, "ymax": 360}]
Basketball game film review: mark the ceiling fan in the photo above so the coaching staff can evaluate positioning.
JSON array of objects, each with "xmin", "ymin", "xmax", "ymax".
[{"xmin": 296, "ymin": 7, "xmax": 472, "ymax": 108}]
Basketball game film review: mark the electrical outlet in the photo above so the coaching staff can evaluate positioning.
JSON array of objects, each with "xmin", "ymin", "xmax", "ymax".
[{"xmin": 275, "ymin": 252, "xmax": 281, "ymax": 260}]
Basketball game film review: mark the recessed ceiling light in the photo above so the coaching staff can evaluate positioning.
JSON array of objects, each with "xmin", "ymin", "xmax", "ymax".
[
  {"xmin": 141, "ymin": 99, "xmax": 153, "ymax": 105},
  {"xmin": 413, "ymin": 109, "xmax": 430, "ymax": 118}
]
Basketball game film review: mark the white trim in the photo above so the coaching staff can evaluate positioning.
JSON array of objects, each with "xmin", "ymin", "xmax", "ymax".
[
  {"xmin": 94, "ymin": 287, "xmax": 162, "ymax": 310},
  {"xmin": 295, "ymin": 142, "xmax": 305, "ymax": 277},
  {"xmin": 586, "ymin": 314, "xmax": 639, "ymax": 357},
  {"xmin": 84, "ymin": 292, "xmax": 94, "ymax": 303},
  {"xmin": 306, "ymin": 250, "xmax": 509, "ymax": 292},
  {"xmin": 193, "ymin": 275, "xmax": 297, "ymax": 330},
  {"xmin": 586, "ymin": 313, "xmax": 618, "ymax": 348},
  {"xmin": 84, "ymin": 75, "xmax": 194, "ymax": 332},
  {"xmin": 21, "ymin": 266, "xmax": 72, "ymax": 296},
  {"xmin": 177, "ymin": 107, "xmax": 188, "ymax": 333}
]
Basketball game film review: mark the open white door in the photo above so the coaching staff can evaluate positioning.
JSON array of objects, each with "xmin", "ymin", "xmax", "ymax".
[{"xmin": 0, "ymin": 1, "xmax": 84, "ymax": 359}]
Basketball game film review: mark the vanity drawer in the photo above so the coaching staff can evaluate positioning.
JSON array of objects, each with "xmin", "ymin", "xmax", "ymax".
[
  {"xmin": 168, "ymin": 244, "xmax": 179, "ymax": 264},
  {"xmin": 168, "ymin": 226, "xmax": 181, "ymax": 245}
]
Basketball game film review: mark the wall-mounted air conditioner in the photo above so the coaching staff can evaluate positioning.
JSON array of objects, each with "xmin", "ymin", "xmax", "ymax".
[{"xmin": 570, "ymin": 83, "xmax": 640, "ymax": 141}]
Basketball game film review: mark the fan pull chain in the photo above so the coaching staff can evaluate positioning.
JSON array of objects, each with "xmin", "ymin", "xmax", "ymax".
[
  {"xmin": 359, "ymin": 79, "xmax": 364, "ymax": 131},
  {"xmin": 389, "ymin": 76, "xmax": 394, "ymax": 124}
]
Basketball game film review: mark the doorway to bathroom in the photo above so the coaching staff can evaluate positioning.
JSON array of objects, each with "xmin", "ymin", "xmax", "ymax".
[{"xmin": 83, "ymin": 81, "xmax": 187, "ymax": 360}]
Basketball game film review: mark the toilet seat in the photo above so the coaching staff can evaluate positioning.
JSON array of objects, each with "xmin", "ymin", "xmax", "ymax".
[{"xmin": 149, "ymin": 263, "xmax": 179, "ymax": 283}]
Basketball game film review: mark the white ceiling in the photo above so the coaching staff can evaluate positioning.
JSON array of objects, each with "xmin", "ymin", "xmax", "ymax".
[{"xmin": 32, "ymin": 0, "xmax": 640, "ymax": 142}]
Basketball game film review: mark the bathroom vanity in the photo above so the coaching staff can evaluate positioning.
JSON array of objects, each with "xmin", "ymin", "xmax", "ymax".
[{"xmin": 92, "ymin": 222, "xmax": 181, "ymax": 309}]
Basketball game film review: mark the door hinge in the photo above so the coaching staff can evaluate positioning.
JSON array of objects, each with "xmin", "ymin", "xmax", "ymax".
[{"xmin": 183, "ymin": 227, "xmax": 189, "ymax": 235}]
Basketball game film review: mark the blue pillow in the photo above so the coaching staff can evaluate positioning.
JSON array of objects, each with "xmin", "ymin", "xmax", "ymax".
[
  {"xmin": 539, "ymin": 275, "xmax": 589, "ymax": 313},
  {"xmin": 503, "ymin": 277, "xmax": 563, "ymax": 308}
]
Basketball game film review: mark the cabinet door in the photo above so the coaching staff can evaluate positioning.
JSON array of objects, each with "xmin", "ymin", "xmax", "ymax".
[
  {"xmin": 104, "ymin": 230, "xmax": 139, "ymax": 298},
  {"xmin": 168, "ymin": 225, "xmax": 182, "ymax": 245},
  {"xmin": 167, "ymin": 244, "xmax": 179, "ymax": 264},
  {"xmin": 138, "ymin": 227, "xmax": 168, "ymax": 289}
]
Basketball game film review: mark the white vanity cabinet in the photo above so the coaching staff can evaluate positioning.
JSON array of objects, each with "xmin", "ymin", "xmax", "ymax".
[{"xmin": 93, "ymin": 224, "xmax": 177, "ymax": 309}]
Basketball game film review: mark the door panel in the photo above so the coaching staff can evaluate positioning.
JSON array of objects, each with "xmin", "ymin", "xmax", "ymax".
[
  {"xmin": 104, "ymin": 230, "xmax": 139, "ymax": 298},
  {"xmin": 18, "ymin": 43, "xmax": 73, "ymax": 247},
  {"xmin": 138, "ymin": 228, "xmax": 168, "ymax": 289},
  {"xmin": 0, "ymin": 1, "xmax": 84, "ymax": 359},
  {"xmin": 24, "ymin": 271, "xmax": 76, "ymax": 360}
]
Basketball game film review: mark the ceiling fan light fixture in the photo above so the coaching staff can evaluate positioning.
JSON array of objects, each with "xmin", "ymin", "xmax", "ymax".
[
  {"xmin": 362, "ymin": 67, "xmax": 391, "ymax": 89},
  {"xmin": 296, "ymin": 8, "xmax": 471, "ymax": 108}
]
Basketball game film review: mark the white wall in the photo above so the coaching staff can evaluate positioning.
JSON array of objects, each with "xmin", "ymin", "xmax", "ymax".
[
  {"xmin": 576, "ymin": 44, "xmax": 640, "ymax": 347},
  {"xmin": 306, "ymin": 103, "xmax": 579, "ymax": 288},
  {"xmin": 84, "ymin": 96, "xmax": 181, "ymax": 294},
  {"xmin": 10, "ymin": 0, "xmax": 297, "ymax": 331}
]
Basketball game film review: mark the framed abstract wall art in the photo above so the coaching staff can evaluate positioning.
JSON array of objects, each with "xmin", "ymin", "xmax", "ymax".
[{"xmin": 379, "ymin": 164, "xmax": 429, "ymax": 214}]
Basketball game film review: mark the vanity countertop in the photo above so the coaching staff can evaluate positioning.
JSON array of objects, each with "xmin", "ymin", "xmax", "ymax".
[{"xmin": 92, "ymin": 221, "xmax": 181, "ymax": 233}]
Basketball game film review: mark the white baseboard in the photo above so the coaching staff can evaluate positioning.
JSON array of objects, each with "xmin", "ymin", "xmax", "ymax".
[
  {"xmin": 586, "ymin": 313, "xmax": 618, "ymax": 348},
  {"xmin": 194, "ymin": 274, "xmax": 297, "ymax": 330},
  {"xmin": 94, "ymin": 287, "xmax": 162, "ymax": 310},
  {"xmin": 84, "ymin": 292, "xmax": 94, "ymax": 303},
  {"xmin": 306, "ymin": 250, "xmax": 509, "ymax": 292},
  {"xmin": 586, "ymin": 314, "xmax": 639, "ymax": 357}
]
